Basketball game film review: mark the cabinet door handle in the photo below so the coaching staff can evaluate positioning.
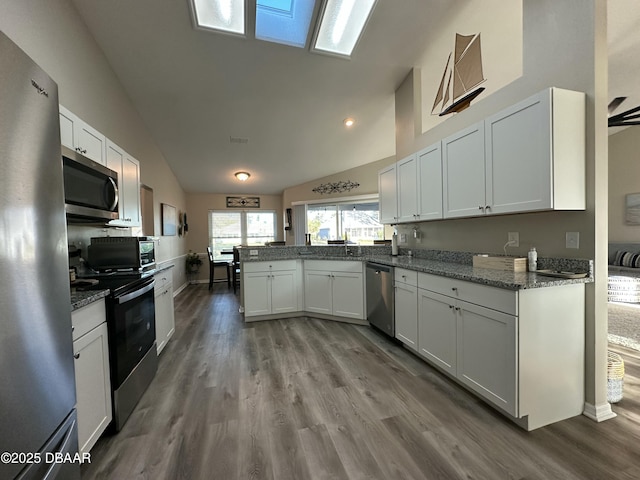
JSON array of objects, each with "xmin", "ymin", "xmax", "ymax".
[
  {"xmin": 485, "ymin": 205, "xmax": 491, "ymax": 211},
  {"xmin": 449, "ymin": 305, "xmax": 454, "ymax": 309},
  {"xmin": 451, "ymin": 287, "xmax": 458, "ymax": 292},
  {"xmin": 74, "ymin": 353, "xmax": 80, "ymax": 359},
  {"xmin": 455, "ymin": 307, "xmax": 461, "ymax": 311},
  {"xmin": 478, "ymin": 205, "xmax": 484, "ymax": 211}
]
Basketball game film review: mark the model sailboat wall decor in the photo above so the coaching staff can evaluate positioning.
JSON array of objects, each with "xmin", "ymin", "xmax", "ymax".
[{"xmin": 432, "ymin": 32, "xmax": 486, "ymax": 116}]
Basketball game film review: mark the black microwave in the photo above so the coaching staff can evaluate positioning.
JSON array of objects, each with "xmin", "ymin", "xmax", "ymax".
[
  {"xmin": 87, "ymin": 236, "xmax": 155, "ymax": 272},
  {"xmin": 62, "ymin": 146, "xmax": 119, "ymax": 223}
]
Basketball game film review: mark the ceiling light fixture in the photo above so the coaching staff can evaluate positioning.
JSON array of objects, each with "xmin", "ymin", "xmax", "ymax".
[
  {"xmin": 344, "ymin": 117, "xmax": 355, "ymax": 127},
  {"xmin": 235, "ymin": 171, "xmax": 251, "ymax": 181},
  {"xmin": 313, "ymin": 0, "xmax": 376, "ymax": 57}
]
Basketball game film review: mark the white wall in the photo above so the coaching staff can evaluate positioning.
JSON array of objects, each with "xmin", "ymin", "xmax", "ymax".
[
  {"xmin": 609, "ymin": 127, "xmax": 640, "ymax": 241},
  {"xmin": 418, "ymin": 0, "xmax": 523, "ymax": 134},
  {"xmin": 0, "ymin": 0, "xmax": 188, "ymax": 287}
]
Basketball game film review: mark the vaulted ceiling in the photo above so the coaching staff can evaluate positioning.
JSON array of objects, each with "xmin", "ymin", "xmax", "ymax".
[{"xmin": 71, "ymin": 0, "xmax": 638, "ymax": 195}]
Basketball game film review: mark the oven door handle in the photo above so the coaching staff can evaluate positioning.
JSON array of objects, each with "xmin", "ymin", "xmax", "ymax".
[{"xmin": 115, "ymin": 280, "xmax": 155, "ymax": 304}]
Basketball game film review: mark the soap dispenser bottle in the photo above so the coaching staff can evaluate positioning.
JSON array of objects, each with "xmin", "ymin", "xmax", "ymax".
[{"xmin": 528, "ymin": 247, "xmax": 537, "ymax": 272}]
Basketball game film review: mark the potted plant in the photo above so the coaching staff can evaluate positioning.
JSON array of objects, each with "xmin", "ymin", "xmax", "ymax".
[{"xmin": 185, "ymin": 250, "xmax": 203, "ymax": 273}]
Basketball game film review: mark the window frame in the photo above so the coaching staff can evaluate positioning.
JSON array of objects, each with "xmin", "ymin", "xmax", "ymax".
[
  {"xmin": 208, "ymin": 209, "xmax": 277, "ymax": 260},
  {"xmin": 293, "ymin": 194, "xmax": 383, "ymax": 245}
]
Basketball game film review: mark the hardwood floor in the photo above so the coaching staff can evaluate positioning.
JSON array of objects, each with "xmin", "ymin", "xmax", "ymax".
[{"xmin": 82, "ymin": 284, "xmax": 640, "ymax": 480}]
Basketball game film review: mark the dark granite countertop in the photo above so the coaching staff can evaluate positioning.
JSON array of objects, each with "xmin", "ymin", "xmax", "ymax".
[
  {"xmin": 359, "ymin": 255, "xmax": 592, "ymax": 290},
  {"xmin": 239, "ymin": 245, "xmax": 593, "ymax": 290},
  {"xmin": 70, "ymin": 289, "xmax": 109, "ymax": 312}
]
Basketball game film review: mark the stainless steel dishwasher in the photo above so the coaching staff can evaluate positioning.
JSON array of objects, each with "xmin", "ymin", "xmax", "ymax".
[{"xmin": 366, "ymin": 262, "xmax": 395, "ymax": 337}]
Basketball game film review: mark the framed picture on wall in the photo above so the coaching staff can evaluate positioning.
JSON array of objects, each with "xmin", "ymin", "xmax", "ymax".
[
  {"xmin": 626, "ymin": 193, "xmax": 640, "ymax": 225},
  {"xmin": 161, "ymin": 203, "xmax": 177, "ymax": 236}
]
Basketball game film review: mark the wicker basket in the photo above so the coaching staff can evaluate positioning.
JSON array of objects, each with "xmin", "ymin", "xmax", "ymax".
[{"xmin": 607, "ymin": 351, "xmax": 625, "ymax": 403}]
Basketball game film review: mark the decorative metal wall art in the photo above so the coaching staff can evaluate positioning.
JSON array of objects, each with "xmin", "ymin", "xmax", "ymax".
[
  {"xmin": 226, "ymin": 196, "xmax": 260, "ymax": 208},
  {"xmin": 312, "ymin": 180, "xmax": 360, "ymax": 195}
]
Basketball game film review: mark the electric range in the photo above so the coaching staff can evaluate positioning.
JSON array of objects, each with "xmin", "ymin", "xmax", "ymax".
[{"xmin": 75, "ymin": 267, "xmax": 158, "ymax": 431}]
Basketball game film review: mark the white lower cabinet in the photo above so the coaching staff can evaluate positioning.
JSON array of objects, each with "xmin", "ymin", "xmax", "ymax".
[
  {"xmin": 417, "ymin": 289, "xmax": 458, "ymax": 376},
  {"xmin": 418, "ymin": 274, "xmax": 517, "ymax": 415},
  {"xmin": 304, "ymin": 260, "xmax": 364, "ymax": 320},
  {"xmin": 243, "ymin": 261, "xmax": 300, "ymax": 318},
  {"xmin": 394, "ymin": 268, "xmax": 418, "ymax": 351},
  {"xmin": 72, "ymin": 300, "xmax": 112, "ymax": 455},
  {"xmin": 155, "ymin": 270, "xmax": 175, "ymax": 355},
  {"xmin": 331, "ymin": 271, "xmax": 365, "ymax": 319},
  {"xmin": 304, "ymin": 270, "xmax": 333, "ymax": 315},
  {"xmin": 416, "ymin": 272, "xmax": 584, "ymax": 430},
  {"xmin": 456, "ymin": 300, "xmax": 517, "ymax": 416}
]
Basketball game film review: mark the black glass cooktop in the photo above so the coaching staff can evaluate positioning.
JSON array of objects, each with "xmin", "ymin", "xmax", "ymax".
[{"xmin": 73, "ymin": 269, "xmax": 155, "ymax": 295}]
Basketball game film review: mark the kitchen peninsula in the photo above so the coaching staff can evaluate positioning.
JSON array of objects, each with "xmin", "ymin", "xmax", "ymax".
[{"xmin": 240, "ymin": 245, "xmax": 592, "ymax": 431}]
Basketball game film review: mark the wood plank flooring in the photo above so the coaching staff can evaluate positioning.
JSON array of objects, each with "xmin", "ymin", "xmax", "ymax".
[{"xmin": 82, "ymin": 284, "xmax": 640, "ymax": 480}]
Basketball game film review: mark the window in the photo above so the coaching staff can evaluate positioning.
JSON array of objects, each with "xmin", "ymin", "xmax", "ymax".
[
  {"xmin": 209, "ymin": 210, "xmax": 276, "ymax": 260},
  {"xmin": 306, "ymin": 201, "xmax": 382, "ymax": 245}
]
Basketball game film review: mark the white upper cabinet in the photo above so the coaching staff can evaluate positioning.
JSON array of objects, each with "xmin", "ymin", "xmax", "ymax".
[
  {"xmin": 416, "ymin": 142, "xmax": 443, "ymax": 221},
  {"xmin": 396, "ymin": 154, "xmax": 418, "ymax": 223},
  {"xmin": 378, "ymin": 163, "xmax": 398, "ymax": 224},
  {"xmin": 378, "ymin": 87, "xmax": 585, "ymax": 225},
  {"xmin": 59, "ymin": 105, "xmax": 107, "ymax": 165},
  {"xmin": 122, "ymin": 153, "xmax": 141, "ymax": 226},
  {"xmin": 106, "ymin": 140, "xmax": 141, "ymax": 227},
  {"xmin": 442, "ymin": 122, "xmax": 486, "ymax": 218},
  {"xmin": 380, "ymin": 143, "xmax": 443, "ymax": 224},
  {"xmin": 485, "ymin": 87, "xmax": 585, "ymax": 214}
]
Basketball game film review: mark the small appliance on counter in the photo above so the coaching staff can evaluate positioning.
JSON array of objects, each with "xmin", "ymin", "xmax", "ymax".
[{"xmin": 88, "ymin": 236, "xmax": 156, "ymax": 272}]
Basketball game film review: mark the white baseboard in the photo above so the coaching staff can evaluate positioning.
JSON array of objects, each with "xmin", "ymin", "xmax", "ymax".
[
  {"xmin": 583, "ymin": 402, "xmax": 617, "ymax": 422},
  {"xmin": 173, "ymin": 282, "xmax": 189, "ymax": 297}
]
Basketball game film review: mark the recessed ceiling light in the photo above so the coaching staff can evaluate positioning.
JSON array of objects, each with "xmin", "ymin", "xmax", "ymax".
[
  {"xmin": 344, "ymin": 117, "xmax": 355, "ymax": 127},
  {"xmin": 313, "ymin": 0, "xmax": 376, "ymax": 57},
  {"xmin": 191, "ymin": 0, "xmax": 246, "ymax": 35},
  {"xmin": 235, "ymin": 171, "xmax": 251, "ymax": 181}
]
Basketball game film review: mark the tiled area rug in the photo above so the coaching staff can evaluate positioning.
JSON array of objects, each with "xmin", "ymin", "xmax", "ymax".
[{"xmin": 608, "ymin": 301, "xmax": 640, "ymax": 351}]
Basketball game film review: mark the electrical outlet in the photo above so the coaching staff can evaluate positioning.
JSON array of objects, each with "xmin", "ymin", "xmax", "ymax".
[
  {"xmin": 249, "ymin": 249, "xmax": 259, "ymax": 256},
  {"xmin": 566, "ymin": 232, "xmax": 579, "ymax": 249},
  {"xmin": 508, "ymin": 232, "xmax": 519, "ymax": 247}
]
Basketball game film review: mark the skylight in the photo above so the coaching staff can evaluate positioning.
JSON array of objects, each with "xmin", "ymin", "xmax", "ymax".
[
  {"xmin": 313, "ymin": 0, "xmax": 376, "ymax": 57},
  {"xmin": 191, "ymin": 0, "xmax": 245, "ymax": 35},
  {"xmin": 190, "ymin": 0, "xmax": 377, "ymax": 58},
  {"xmin": 255, "ymin": 0, "xmax": 316, "ymax": 48}
]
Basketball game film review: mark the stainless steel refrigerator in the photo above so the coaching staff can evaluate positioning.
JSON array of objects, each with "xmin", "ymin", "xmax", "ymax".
[{"xmin": 0, "ymin": 31, "xmax": 80, "ymax": 480}]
